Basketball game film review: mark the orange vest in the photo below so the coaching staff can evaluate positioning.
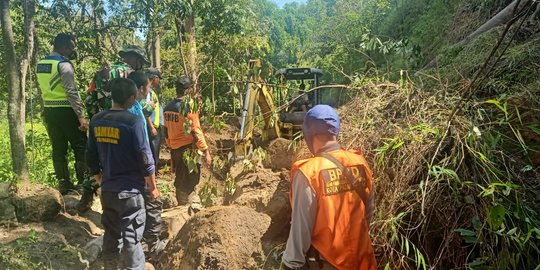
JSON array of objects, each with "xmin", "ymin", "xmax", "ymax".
[{"xmin": 291, "ymin": 149, "xmax": 376, "ymax": 270}]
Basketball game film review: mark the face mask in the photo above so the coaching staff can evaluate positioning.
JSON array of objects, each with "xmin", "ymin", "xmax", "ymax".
[{"xmin": 68, "ymin": 50, "xmax": 78, "ymax": 60}]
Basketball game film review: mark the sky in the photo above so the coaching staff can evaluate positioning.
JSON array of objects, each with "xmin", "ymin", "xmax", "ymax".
[{"xmin": 270, "ymin": 0, "xmax": 307, "ymax": 8}]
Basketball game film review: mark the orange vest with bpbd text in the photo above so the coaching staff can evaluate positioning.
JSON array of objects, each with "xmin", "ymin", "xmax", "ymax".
[{"xmin": 291, "ymin": 149, "xmax": 376, "ymax": 270}]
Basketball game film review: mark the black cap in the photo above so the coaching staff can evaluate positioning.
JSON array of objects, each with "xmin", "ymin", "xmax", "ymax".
[
  {"xmin": 146, "ymin": 67, "xmax": 162, "ymax": 79},
  {"xmin": 176, "ymin": 75, "xmax": 193, "ymax": 90}
]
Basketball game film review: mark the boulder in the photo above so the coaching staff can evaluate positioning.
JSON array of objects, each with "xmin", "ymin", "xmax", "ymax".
[
  {"xmin": 0, "ymin": 199, "xmax": 17, "ymax": 226},
  {"xmin": 13, "ymin": 186, "xmax": 63, "ymax": 223}
]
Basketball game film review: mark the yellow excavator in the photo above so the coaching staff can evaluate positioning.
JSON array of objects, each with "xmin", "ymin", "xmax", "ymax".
[{"xmin": 234, "ymin": 60, "xmax": 325, "ymax": 159}]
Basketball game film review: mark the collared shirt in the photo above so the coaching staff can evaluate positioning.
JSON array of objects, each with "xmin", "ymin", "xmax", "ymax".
[
  {"xmin": 51, "ymin": 52, "xmax": 84, "ymax": 118},
  {"xmin": 128, "ymin": 99, "xmax": 148, "ymax": 140}
]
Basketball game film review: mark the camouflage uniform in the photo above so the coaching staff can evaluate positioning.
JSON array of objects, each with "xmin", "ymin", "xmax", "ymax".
[
  {"xmin": 77, "ymin": 45, "xmax": 150, "ymax": 213},
  {"xmin": 85, "ymin": 63, "xmax": 132, "ymax": 118}
]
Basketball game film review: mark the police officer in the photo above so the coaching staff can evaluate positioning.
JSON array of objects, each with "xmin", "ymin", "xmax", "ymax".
[
  {"xmin": 78, "ymin": 45, "xmax": 151, "ymax": 212},
  {"xmin": 163, "ymin": 76, "xmax": 212, "ymax": 210},
  {"xmin": 282, "ymin": 105, "xmax": 376, "ymax": 270},
  {"xmin": 86, "ymin": 78, "xmax": 158, "ymax": 270},
  {"xmin": 36, "ymin": 33, "xmax": 88, "ymax": 195}
]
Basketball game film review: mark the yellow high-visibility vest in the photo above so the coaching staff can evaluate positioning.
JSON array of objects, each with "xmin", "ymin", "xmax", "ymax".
[{"xmin": 36, "ymin": 55, "xmax": 77, "ymax": 107}]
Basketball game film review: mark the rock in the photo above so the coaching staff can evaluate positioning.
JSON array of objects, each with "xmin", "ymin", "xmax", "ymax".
[
  {"xmin": 13, "ymin": 186, "xmax": 63, "ymax": 223},
  {"xmin": 83, "ymin": 235, "xmax": 103, "ymax": 265},
  {"xmin": 64, "ymin": 194, "xmax": 80, "ymax": 215},
  {"xmin": 160, "ymin": 206, "xmax": 190, "ymax": 241},
  {"xmin": 0, "ymin": 198, "xmax": 17, "ymax": 226},
  {"xmin": 158, "ymin": 206, "xmax": 271, "ymax": 270},
  {"xmin": 0, "ymin": 182, "xmax": 11, "ymax": 199}
]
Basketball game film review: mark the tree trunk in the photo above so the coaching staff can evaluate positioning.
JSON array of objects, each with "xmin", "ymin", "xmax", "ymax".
[
  {"xmin": 175, "ymin": 16, "xmax": 188, "ymax": 74},
  {"xmin": 149, "ymin": 18, "xmax": 161, "ymax": 69},
  {"xmin": 184, "ymin": 14, "xmax": 199, "ymax": 95},
  {"xmin": 0, "ymin": 0, "xmax": 31, "ymax": 184}
]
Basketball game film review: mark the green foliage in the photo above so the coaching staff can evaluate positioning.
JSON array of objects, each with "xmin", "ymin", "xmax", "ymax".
[
  {"xmin": 0, "ymin": 229, "xmax": 81, "ymax": 269},
  {"xmin": 198, "ymin": 182, "xmax": 218, "ymax": 208},
  {"xmin": 182, "ymin": 148, "xmax": 201, "ymax": 174},
  {"xmin": 0, "ymin": 119, "xmax": 61, "ymax": 187}
]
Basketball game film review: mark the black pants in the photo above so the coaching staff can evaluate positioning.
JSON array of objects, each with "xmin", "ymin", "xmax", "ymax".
[
  {"xmin": 143, "ymin": 187, "xmax": 162, "ymax": 250},
  {"xmin": 171, "ymin": 144, "xmax": 201, "ymax": 204},
  {"xmin": 101, "ymin": 191, "xmax": 146, "ymax": 270},
  {"xmin": 43, "ymin": 107, "xmax": 87, "ymax": 185},
  {"xmin": 148, "ymin": 126, "xmax": 162, "ymax": 168}
]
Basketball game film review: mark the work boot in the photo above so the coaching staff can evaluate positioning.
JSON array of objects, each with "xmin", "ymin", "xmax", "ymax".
[
  {"xmin": 58, "ymin": 179, "xmax": 76, "ymax": 195},
  {"xmin": 175, "ymin": 191, "xmax": 189, "ymax": 206},
  {"xmin": 76, "ymin": 188, "xmax": 94, "ymax": 213}
]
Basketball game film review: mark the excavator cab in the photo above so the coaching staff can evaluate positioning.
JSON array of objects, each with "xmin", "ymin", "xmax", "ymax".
[
  {"xmin": 275, "ymin": 68, "xmax": 324, "ymax": 139},
  {"xmin": 234, "ymin": 61, "xmax": 325, "ymax": 159}
]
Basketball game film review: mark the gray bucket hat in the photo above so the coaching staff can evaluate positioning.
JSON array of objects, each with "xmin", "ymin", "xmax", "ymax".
[
  {"xmin": 146, "ymin": 67, "xmax": 162, "ymax": 79},
  {"xmin": 176, "ymin": 75, "xmax": 193, "ymax": 90},
  {"xmin": 118, "ymin": 45, "xmax": 151, "ymax": 65}
]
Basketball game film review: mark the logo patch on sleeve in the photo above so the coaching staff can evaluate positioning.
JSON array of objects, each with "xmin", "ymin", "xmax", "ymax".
[
  {"xmin": 36, "ymin": 63, "xmax": 53, "ymax": 74},
  {"xmin": 320, "ymin": 165, "xmax": 368, "ymax": 196}
]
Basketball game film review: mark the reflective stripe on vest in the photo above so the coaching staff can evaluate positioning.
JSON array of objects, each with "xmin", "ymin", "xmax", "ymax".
[
  {"xmin": 36, "ymin": 56, "xmax": 72, "ymax": 108},
  {"xmin": 291, "ymin": 149, "xmax": 376, "ymax": 270}
]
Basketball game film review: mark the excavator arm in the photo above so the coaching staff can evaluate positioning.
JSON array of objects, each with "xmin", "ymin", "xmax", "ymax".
[{"xmin": 236, "ymin": 60, "xmax": 281, "ymax": 158}]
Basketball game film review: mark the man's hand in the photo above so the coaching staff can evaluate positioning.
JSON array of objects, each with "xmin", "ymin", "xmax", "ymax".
[
  {"xmin": 150, "ymin": 126, "xmax": 158, "ymax": 137},
  {"xmin": 145, "ymin": 174, "xmax": 159, "ymax": 202},
  {"xmin": 148, "ymin": 185, "xmax": 160, "ymax": 202},
  {"xmin": 78, "ymin": 117, "xmax": 88, "ymax": 132},
  {"xmin": 94, "ymin": 173, "xmax": 102, "ymax": 185},
  {"xmin": 203, "ymin": 150, "xmax": 212, "ymax": 168},
  {"xmin": 147, "ymin": 100, "xmax": 156, "ymax": 109}
]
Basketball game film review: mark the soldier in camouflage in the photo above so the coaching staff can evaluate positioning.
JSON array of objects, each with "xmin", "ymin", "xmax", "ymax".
[
  {"xmin": 77, "ymin": 45, "xmax": 151, "ymax": 213},
  {"xmin": 85, "ymin": 45, "xmax": 151, "ymax": 118}
]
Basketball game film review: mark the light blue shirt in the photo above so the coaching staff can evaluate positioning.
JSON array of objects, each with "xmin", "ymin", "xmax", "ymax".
[{"xmin": 128, "ymin": 99, "xmax": 148, "ymax": 139}]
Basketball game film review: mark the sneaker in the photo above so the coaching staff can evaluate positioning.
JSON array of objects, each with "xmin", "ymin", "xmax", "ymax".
[{"xmin": 76, "ymin": 188, "xmax": 94, "ymax": 213}]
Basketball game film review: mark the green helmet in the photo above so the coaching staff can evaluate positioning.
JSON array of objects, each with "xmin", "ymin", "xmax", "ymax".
[{"xmin": 118, "ymin": 45, "xmax": 151, "ymax": 65}]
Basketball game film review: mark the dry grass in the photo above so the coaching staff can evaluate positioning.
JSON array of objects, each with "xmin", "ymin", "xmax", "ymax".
[{"xmin": 335, "ymin": 72, "xmax": 540, "ymax": 269}]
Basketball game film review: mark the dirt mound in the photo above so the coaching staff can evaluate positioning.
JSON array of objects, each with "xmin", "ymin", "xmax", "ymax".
[
  {"xmin": 263, "ymin": 138, "xmax": 295, "ymax": 170},
  {"xmin": 229, "ymin": 168, "xmax": 290, "ymax": 238},
  {"xmin": 158, "ymin": 205, "xmax": 271, "ymax": 270}
]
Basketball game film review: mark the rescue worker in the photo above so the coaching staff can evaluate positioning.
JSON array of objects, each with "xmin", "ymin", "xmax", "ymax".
[
  {"xmin": 145, "ymin": 67, "xmax": 164, "ymax": 168},
  {"xmin": 86, "ymin": 78, "xmax": 158, "ymax": 270},
  {"xmin": 36, "ymin": 33, "xmax": 88, "ymax": 195},
  {"xmin": 127, "ymin": 71, "xmax": 165, "ymax": 260},
  {"xmin": 78, "ymin": 44, "xmax": 151, "ymax": 212},
  {"xmin": 163, "ymin": 76, "xmax": 212, "ymax": 210},
  {"xmin": 282, "ymin": 105, "xmax": 376, "ymax": 270}
]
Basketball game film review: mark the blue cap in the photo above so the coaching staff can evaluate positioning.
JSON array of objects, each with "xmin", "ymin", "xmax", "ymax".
[{"xmin": 302, "ymin": 105, "xmax": 340, "ymax": 153}]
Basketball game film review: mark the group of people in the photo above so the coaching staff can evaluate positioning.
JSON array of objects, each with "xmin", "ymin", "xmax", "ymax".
[
  {"xmin": 36, "ymin": 33, "xmax": 376, "ymax": 270},
  {"xmin": 37, "ymin": 33, "xmax": 211, "ymax": 269}
]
